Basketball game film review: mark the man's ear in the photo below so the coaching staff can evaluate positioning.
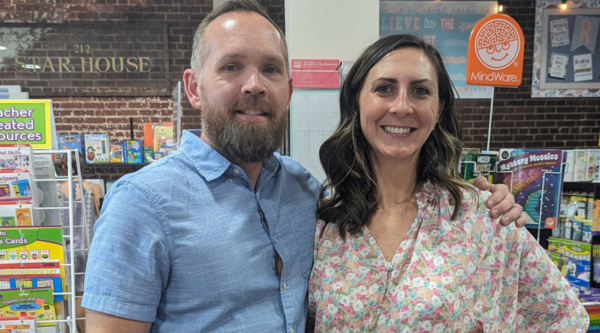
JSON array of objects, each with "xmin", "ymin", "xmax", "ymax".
[
  {"xmin": 287, "ymin": 76, "xmax": 293, "ymax": 105},
  {"xmin": 183, "ymin": 69, "xmax": 202, "ymax": 110}
]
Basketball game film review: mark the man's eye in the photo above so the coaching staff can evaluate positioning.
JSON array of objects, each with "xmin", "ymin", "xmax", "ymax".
[
  {"xmin": 224, "ymin": 65, "xmax": 236, "ymax": 71},
  {"xmin": 264, "ymin": 66, "xmax": 278, "ymax": 74}
]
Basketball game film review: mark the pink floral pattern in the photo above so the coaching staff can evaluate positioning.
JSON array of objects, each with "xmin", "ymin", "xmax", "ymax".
[{"xmin": 309, "ymin": 182, "xmax": 588, "ymax": 332}]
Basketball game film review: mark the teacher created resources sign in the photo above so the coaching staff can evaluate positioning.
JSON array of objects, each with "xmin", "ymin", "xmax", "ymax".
[{"xmin": 0, "ymin": 100, "xmax": 52, "ymax": 149}]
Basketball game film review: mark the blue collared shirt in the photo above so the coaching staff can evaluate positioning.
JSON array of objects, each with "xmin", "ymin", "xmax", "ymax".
[{"xmin": 82, "ymin": 130, "xmax": 321, "ymax": 333}]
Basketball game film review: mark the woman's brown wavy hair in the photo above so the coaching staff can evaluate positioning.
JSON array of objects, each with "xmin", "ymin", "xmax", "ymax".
[{"xmin": 317, "ymin": 34, "xmax": 469, "ymax": 239}]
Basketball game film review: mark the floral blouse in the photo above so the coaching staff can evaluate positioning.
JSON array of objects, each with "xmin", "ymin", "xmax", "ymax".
[{"xmin": 308, "ymin": 182, "xmax": 588, "ymax": 332}]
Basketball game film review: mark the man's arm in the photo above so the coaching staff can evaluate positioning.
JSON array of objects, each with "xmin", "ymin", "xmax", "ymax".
[
  {"xmin": 86, "ymin": 309, "xmax": 152, "ymax": 333},
  {"xmin": 472, "ymin": 176, "xmax": 526, "ymax": 227},
  {"xmin": 83, "ymin": 180, "xmax": 169, "ymax": 328}
]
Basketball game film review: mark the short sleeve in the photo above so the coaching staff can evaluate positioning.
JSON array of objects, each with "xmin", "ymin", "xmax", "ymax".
[{"xmin": 81, "ymin": 180, "xmax": 171, "ymax": 322}]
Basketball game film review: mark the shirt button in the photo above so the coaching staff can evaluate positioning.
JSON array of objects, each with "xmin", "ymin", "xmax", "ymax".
[
  {"xmin": 233, "ymin": 168, "xmax": 240, "ymax": 174},
  {"xmin": 283, "ymin": 282, "xmax": 287, "ymax": 290},
  {"xmin": 228, "ymin": 178, "xmax": 233, "ymax": 182},
  {"xmin": 274, "ymin": 237, "xmax": 278, "ymax": 244}
]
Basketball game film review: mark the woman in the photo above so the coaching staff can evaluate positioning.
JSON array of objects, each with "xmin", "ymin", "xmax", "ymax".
[{"xmin": 308, "ymin": 34, "xmax": 588, "ymax": 332}]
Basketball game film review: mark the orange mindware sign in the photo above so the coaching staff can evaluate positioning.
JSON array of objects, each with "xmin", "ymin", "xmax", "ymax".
[{"xmin": 466, "ymin": 14, "xmax": 525, "ymax": 87}]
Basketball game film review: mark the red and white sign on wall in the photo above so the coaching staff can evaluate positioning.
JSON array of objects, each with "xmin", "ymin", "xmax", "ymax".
[
  {"xmin": 466, "ymin": 14, "xmax": 525, "ymax": 87},
  {"xmin": 290, "ymin": 59, "xmax": 340, "ymax": 89}
]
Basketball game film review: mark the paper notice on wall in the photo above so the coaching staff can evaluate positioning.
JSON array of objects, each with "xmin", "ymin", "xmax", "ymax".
[
  {"xmin": 573, "ymin": 53, "xmax": 593, "ymax": 82},
  {"xmin": 548, "ymin": 52, "xmax": 569, "ymax": 79},
  {"xmin": 550, "ymin": 18, "xmax": 570, "ymax": 47}
]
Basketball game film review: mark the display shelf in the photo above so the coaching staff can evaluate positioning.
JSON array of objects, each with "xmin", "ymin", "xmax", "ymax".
[
  {"xmin": 564, "ymin": 181, "xmax": 600, "ymax": 193},
  {"xmin": 85, "ymin": 163, "xmax": 149, "ymax": 167},
  {"xmin": 32, "ymin": 149, "xmax": 85, "ymax": 332}
]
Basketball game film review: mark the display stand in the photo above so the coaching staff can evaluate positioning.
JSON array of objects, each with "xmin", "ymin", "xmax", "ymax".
[{"xmin": 32, "ymin": 149, "xmax": 85, "ymax": 332}]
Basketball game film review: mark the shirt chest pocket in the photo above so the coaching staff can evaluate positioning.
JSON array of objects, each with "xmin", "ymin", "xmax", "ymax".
[{"xmin": 287, "ymin": 209, "xmax": 316, "ymax": 279}]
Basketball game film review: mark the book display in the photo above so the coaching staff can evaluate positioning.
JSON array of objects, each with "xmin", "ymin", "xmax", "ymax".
[{"xmin": 52, "ymin": 121, "xmax": 181, "ymax": 167}]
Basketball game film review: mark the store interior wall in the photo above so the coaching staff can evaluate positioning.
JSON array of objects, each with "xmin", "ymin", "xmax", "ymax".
[
  {"xmin": 0, "ymin": 0, "xmax": 285, "ymax": 179},
  {"xmin": 459, "ymin": 1, "xmax": 598, "ymax": 150},
  {"xmin": 0, "ymin": 0, "xmax": 598, "ymax": 180},
  {"xmin": 285, "ymin": 0, "xmax": 379, "ymax": 60}
]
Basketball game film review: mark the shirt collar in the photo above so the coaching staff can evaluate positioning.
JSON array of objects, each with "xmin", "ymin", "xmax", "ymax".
[{"xmin": 180, "ymin": 129, "xmax": 280, "ymax": 181}]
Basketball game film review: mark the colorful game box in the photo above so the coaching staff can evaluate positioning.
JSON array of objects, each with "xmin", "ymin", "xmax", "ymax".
[
  {"xmin": 124, "ymin": 140, "xmax": 142, "ymax": 164},
  {"xmin": 587, "ymin": 149, "xmax": 600, "ymax": 182},
  {"xmin": 496, "ymin": 149, "xmax": 565, "ymax": 229},
  {"xmin": 110, "ymin": 143, "xmax": 123, "ymax": 163},
  {"xmin": 153, "ymin": 126, "xmax": 174, "ymax": 157},
  {"xmin": 143, "ymin": 147, "xmax": 153, "ymax": 163},
  {"xmin": 57, "ymin": 134, "xmax": 83, "ymax": 155},
  {"xmin": 56, "ymin": 134, "xmax": 83, "ymax": 162},
  {"xmin": 463, "ymin": 152, "xmax": 497, "ymax": 183}
]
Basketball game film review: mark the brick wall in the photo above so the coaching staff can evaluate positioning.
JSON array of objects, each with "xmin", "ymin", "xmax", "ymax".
[
  {"xmin": 0, "ymin": 0, "xmax": 285, "ymax": 180},
  {"xmin": 2, "ymin": 0, "xmax": 597, "ymax": 180},
  {"xmin": 459, "ymin": 0, "xmax": 599, "ymax": 150}
]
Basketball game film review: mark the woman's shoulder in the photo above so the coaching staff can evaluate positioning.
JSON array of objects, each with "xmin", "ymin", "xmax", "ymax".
[
  {"xmin": 429, "ymin": 181, "xmax": 492, "ymax": 219},
  {"xmin": 432, "ymin": 182, "xmax": 503, "ymax": 252},
  {"xmin": 315, "ymin": 218, "xmax": 343, "ymax": 240},
  {"xmin": 440, "ymin": 182, "xmax": 532, "ymax": 260}
]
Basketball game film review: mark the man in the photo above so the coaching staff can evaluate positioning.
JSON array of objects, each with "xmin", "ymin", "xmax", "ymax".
[{"xmin": 82, "ymin": 1, "xmax": 524, "ymax": 332}]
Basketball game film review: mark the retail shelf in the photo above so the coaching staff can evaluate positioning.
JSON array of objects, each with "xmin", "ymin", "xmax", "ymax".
[{"xmin": 85, "ymin": 163, "xmax": 149, "ymax": 166}]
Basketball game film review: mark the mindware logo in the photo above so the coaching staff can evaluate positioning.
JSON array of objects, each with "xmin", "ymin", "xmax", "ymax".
[
  {"xmin": 474, "ymin": 19, "xmax": 521, "ymax": 70},
  {"xmin": 466, "ymin": 14, "xmax": 524, "ymax": 87}
]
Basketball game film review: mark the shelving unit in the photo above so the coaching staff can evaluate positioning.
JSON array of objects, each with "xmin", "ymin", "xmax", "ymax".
[
  {"xmin": 32, "ymin": 149, "xmax": 86, "ymax": 332},
  {"xmin": 564, "ymin": 181, "xmax": 600, "ymax": 195}
]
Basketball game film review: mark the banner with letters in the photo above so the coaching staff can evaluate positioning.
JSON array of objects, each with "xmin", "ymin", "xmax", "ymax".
[{"xmin": 380, "ymin": 1, "xmax": 497, "ymax": 99}]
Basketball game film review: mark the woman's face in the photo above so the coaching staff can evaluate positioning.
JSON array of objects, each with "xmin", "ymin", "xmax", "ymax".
[{"xmin": 359, "ymin": 47, "xmax": 442, "ymax": 165}]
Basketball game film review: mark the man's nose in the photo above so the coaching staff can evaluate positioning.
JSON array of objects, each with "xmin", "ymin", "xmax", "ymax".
[{"xmin": 241, "ymin": 68, "xmax": 266, "ymax": 96}]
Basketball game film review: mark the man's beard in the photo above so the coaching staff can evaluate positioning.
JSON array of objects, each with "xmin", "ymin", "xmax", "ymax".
[{"xmin": 201, "ymin": 94, "xmax": 288, "ymax": 164}]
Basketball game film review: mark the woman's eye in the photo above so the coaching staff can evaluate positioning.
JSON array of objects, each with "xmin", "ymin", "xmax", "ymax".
[
  {"xmin": 415, "ymin": 87, "xmax": 429, "ymax": 95},
  {"xmin": 375, "ymin": 85, "xmax": 391, "ymax": 93}
]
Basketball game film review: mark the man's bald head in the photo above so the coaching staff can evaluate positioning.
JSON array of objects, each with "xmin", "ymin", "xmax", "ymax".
[{"xmin": 190, "ymin": 0, "xmax": 289, "ymax": 77}]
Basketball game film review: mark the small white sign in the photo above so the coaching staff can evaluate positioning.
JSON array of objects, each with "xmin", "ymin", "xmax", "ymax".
[{"xmin": 573, "ymin": 53, "xmax": 593, "ymax": 82}]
